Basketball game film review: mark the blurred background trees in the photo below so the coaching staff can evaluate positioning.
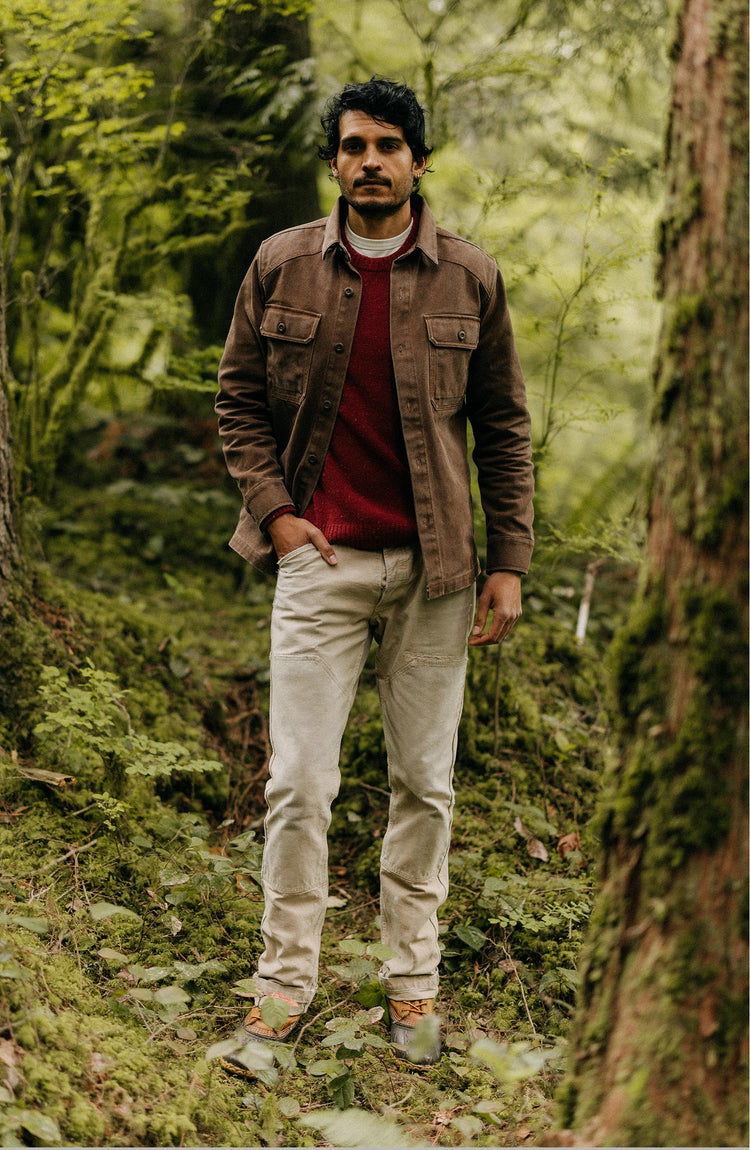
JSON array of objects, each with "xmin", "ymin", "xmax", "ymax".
[{"xmin": 1, "ymin": 0, "xmax": 668, "ymax": 559}]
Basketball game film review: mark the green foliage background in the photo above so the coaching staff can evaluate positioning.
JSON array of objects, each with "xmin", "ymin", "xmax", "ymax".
[{"xmin": 0, "ymin": 0, "xmax": 669, "ymax": 1144}]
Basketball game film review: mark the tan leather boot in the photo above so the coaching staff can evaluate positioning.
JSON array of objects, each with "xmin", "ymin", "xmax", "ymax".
[
  {"xmin": 388, "ymin": 998, "xmax": 442, "ymax": 1065},
  {"xmin": 220, "ymin": 999, "xmax": 301, "ymax": 1077}
]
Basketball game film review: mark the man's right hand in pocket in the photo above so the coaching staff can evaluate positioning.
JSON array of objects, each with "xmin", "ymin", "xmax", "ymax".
[{"xmin": 267, "ymin": 513, "xmax": 337, "ymax": 565}]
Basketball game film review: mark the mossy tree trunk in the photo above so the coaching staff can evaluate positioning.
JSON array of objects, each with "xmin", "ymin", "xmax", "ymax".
[
  {"xmin": 558, "ymin": 0, "xmax": 748, "ymax": 1145},
  {"xmin": 0, "ymin": 380, "xmax": 18, "ymax": 602}
]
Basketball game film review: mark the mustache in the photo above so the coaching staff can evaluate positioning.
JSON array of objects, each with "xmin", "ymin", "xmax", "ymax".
[{"xmin": 354, "ymin": 176, "xmax": 391, "ymax": 187}]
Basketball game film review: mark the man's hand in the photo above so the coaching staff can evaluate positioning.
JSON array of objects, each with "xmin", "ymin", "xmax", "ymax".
[
  {"xmin": 267, "ymin": 513, "xmax": 337, "ymax": 565},
  {"xmin": 469, "ymin": 571, "xmax": 522, "ymax": 646}
]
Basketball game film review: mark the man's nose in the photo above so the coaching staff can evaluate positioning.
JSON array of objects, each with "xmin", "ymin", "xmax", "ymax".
[{"xmin": 362, "ymin": 148, "xmax": 381, "ymax": 170}]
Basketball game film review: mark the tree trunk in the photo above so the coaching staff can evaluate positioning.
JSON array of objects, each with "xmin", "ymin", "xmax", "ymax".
[
  {"xmin": 0, "ymin": 379, "xmax": 18, "ymax": 603},
  {"xmin": 558, "ymin": 0, "xmax": 748, "ymax": 1145}
]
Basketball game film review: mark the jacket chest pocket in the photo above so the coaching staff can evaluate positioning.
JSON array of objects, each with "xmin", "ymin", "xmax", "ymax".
[
  {"xmin": 261, "ymin": 305, "xmax": 321, "ymax": 401},
  {"xmin": 425, "ymin": 314, "xmax": 480, "ymax": 413}
]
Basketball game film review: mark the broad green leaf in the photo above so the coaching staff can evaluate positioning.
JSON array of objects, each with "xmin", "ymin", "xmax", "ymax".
[
  {"xmin": 321, "ymin": 1030, "xmax": 361, "ymax": 1050},
  {"xmin": 231, "ymin": 977, "xmax": 259, "ymax": 998},
  {"xmin": 205, "ymin": 1037, "xmax": 244, "ymax": 1062},
  {"xmin": 360, "ymin": 1032, "xmax": 390, "ymax": 1049},
  {"xmin": 260, "ymin": 997, "xmax": 289, "ymax": 1029},
  {"xmin": 278, "ymin": 1096, "xmax": 300, "ymax": 1118},
  {"xmin": 128, "ymin": 964, "xmax": 173, "ymax": 983},
  {"xmin": 402, "ymin": 1014, "xmax": 441, "ymax": 1064},
  {"xmin": 338, "ymin": 938, "xmax": 366, "ymax": 955},
  {"xmin": 452, "ymin": 1115, "xmax": 484, "ymax": 1138},
  {"xmin": 468, "ymin": 1037, "xmax": 553, "ymax": 1084},
  {"xmin": 365, "ymin": 942, "xmax": 396, "ymax": 961},
  {"xmin": 307, "ymin": 1058, "xmax": 348, "ymax": 1077},
  {"xmin": 16, "ymin": 1111, "xmax": 62, "ymax": 1147},
  {"xmin": 355, "ymin": 980, "xmax": 387, "ymax": 1009},
  {"xmin": 230, "ymin": 1042, "xmax": 278, "ymax": 1087},
  {"xmin": 21, "ymin": 916, "xmax": 50, "ymax": 935},
  {"xmin": 128, "ymin": 988, "xmax": 154, "ymax": 1002},
  {"xmin": 327, "ymin": 1070, "xmax": 355, "ymax": 1110},
  {"xmin": 98, "ymin": 947, "xmax": 130, "ymax": 962},
  {"xmin": 154, "ymin": 985, "xmax": 191, "ymax": 1005},
  {"xmin": 299, "ymin": 1107, "xmax": 415, "ymax": 1146},
  {"xmin": 172, "ymin": 959, "xmax": 226, "ymax": 980},
  {"xmin": 89, "ymin": 901, "xmax": 141, "ymax": 922},
  {"xmin": 455, "ymin": 923, "xmax": 489, "ymax": 951}
]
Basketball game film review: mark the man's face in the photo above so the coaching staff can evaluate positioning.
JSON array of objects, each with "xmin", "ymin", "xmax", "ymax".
[{"xmin": 331, "ymin": 109, "xmax": 425, "ymax": 220}]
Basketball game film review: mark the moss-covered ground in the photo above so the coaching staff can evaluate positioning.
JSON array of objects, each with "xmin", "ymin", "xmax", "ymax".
[{"xmin": 0, "ymin": 409, "xmax": 629, "ymax": 1147}]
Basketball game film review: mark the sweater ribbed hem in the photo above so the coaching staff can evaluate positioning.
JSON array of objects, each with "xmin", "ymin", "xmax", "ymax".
[{"xmin": 308, "ymin": 518, "xmax": 419, "ymax": 551}]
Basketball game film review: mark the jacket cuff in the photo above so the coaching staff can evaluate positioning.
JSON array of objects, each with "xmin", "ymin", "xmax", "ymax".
[
  {"xmin": 260, "ymin": 504, "xmax": 296, "ymax": 532},
  {"xmin": 244, "ymin": 479, "xmax": 296, "ymax": 527},
  {"xmin": 486, "ymin": 535, "xmax": 533, "ymax": 576}
]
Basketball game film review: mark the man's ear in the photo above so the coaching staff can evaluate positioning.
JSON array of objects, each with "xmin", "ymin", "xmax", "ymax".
[{"xmin": 330, "ymin": 159, "xmax": 339, "ymax": 179}]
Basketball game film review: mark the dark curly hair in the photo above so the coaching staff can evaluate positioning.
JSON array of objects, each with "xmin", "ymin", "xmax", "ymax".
[{"xmin": 318, "ymin": 78, "xmax": 433, "ymax": 174}]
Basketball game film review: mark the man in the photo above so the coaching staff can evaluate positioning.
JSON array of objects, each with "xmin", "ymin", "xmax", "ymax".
[{"xmin": 215, "ymin": 77, "xmax": 533, "ymax": 1070}]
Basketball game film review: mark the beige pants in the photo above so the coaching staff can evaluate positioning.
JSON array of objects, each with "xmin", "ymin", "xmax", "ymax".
[{"xmin": 253, "ymin": 544, "xmax": 475, "ymax": 1010}]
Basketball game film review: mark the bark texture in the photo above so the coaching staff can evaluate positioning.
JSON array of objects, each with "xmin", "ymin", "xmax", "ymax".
[
  {"xmin": 0, "ymin": 378, "xmax": 18, "ymax": 603},
  {"xmin": 558, "ymin": 0, "xmax": 748, "ymax": 1145}
]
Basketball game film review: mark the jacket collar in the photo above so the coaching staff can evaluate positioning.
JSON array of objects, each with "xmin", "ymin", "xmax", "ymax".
[{"xmin": 322, "ymin": 194, "xmax": 439, "ymax": 266}]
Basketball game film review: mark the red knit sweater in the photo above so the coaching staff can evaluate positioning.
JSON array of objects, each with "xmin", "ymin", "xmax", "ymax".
[{"xmin": 303, "ymin": 220, "xmax": 419, "ymax": 549}]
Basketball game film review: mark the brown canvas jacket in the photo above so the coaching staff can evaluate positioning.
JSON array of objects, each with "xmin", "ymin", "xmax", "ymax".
[{"xmin": 216, "ymin": 195, "xmax": 534, "ymax": 599}]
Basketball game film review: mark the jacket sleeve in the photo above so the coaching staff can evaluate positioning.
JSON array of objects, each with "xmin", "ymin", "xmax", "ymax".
[
  {"xmin": 465, "ymin": 266, "xmax": 535, "ymax": 575},
  {"xmin": 215, "ymin": 253, "xmax": 296, "ymax": 527}
]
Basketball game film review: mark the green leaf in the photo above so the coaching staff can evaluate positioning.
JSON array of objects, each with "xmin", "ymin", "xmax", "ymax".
[
  {"xmin": 154, "ymin": 985, "xmax": 191, "ymax": 1005},
  {"xmin": 98, "ymin": 947, "xmax": 130, "ymax": 962},
  {"xmin": 89, "ymin": 901, "xmax": 141, "ymax": 922},
  {"xmin": 307, "ymin": 1058, "xmax": 348, "ymax": 1078},
  {"xmin": 321, "ymin": 1030, "xmax": 362, "ymax": 1051},
  {"xmin": 128, "ymin": 988, "xmax": 154, "ymax": 1002},
  {"xmin": 231, "ymin": 977, "xmax": 259, "ymax": 998},
  {"xmin": 229, "ymin": 1042, "xmax": 278, "ymax": 1088},
  {"xmin": 205, "ymin": 1037, "xmax": 245, "ymax": 1062},
  {"xmin": 128, "ymin": 964, "xmax": 173, "ymax": 983},
  {"xmin": 365, "ymin": 941, "xmax": 396, "ymax": 961},
  {"xmin": 355, "ymin": 980, "xmax": 387, "ymax": 1010},
  {"xmin": 338, "ymin": 938, "xmax": 366, "ymax": 955},
  {"xmin": 260, "ymin": 997, "xmax": 289, "ymax": 1029},
  {"xmin": 16, "ymin": 1111, "xmax": 62, "ymax": 1147},
  {"xmin": 455, "ymin": 923, "xmax": 489, "ymax": 951},
  {"xmin": 278, "ymin": 1096, "xmax": 300, "ymax": 1118},
  {"xmin": 298, "ymin": 1108, "xmax": 414, "ymax": 1146},
  {"xmin": 9, "ymin": 916, "xmax": 49, "ymax": 935},
  {"xmin": 327, "ymin": 1070, "xmax": 355, "ymax": 1110},
  {"xmin": 468, "ymin": 1037, "xmax": 553, "ymax": 1083},
  {"xmin": 402, "ymin": 1014, "xmax": 441, "ymax": 1064}
]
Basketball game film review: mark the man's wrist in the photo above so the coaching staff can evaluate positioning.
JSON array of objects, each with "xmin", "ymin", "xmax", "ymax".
[{"xmin": 261, "ymin": 505, "xmax": 296, "ymax": 533}]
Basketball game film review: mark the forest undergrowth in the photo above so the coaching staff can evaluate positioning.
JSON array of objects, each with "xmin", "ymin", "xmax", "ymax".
[{"xmin": 0, "ymin": 407, "xmax": 631, "ymax": 1148}]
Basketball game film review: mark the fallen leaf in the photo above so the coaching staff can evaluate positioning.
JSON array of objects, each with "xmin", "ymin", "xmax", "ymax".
[
  {"xmin": 513, "ymin": 815, "xmax": 531, "ymax": 839},
  {"xmin": 557, "ymin": 832, "xmax": 581, "ymax": 858},
  {"xmin": 526, "ymin": 837, "xmax": 548, "ymax": 861},
  {"xmin": 15, "ymin": 765, "xmax": 76, "ymax": 787},
  {"xmin": 0, "ymin": 1038, "xmax": 19, "ymax": 1068},
  {"xmin": 432, "ymin": 1110, "xmax": 452, "ymax": 1127}
]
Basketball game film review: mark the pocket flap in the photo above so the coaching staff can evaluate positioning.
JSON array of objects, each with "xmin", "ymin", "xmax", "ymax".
[
  {"xmin": 261, "ymin": 305, "xmax": 321, "ymax": 344},
  {"xmin": 425, "ymin": 314, "xmax": 480, "ymax": 349}
]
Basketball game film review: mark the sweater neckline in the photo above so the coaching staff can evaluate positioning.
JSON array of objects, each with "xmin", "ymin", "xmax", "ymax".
[{"xmin": 344, "ymin": 211, "xmax": 418, "ymax": 270}]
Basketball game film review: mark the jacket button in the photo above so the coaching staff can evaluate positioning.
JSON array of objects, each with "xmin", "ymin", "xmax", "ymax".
[
  {"xmin": 334, "ymin": 343, "xmax": 344, "ymax": 353},
  {"xmin": 277, "ymin": 322, "xmax": 286, "ymax": 334},
  {"xmin": 322, "ymin": 400, "xmax": 332, "ymax": 411},
  {"xmin": 458, "ymin": 330, "xmax": 466, "ymax": 341},
  {"xmin": 308, "ymin": 454, "xmax": 318, "ymax": 465},
  {"xmin": 344, "ymin": 288, "xmax": 354, "ymax": 298}
]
